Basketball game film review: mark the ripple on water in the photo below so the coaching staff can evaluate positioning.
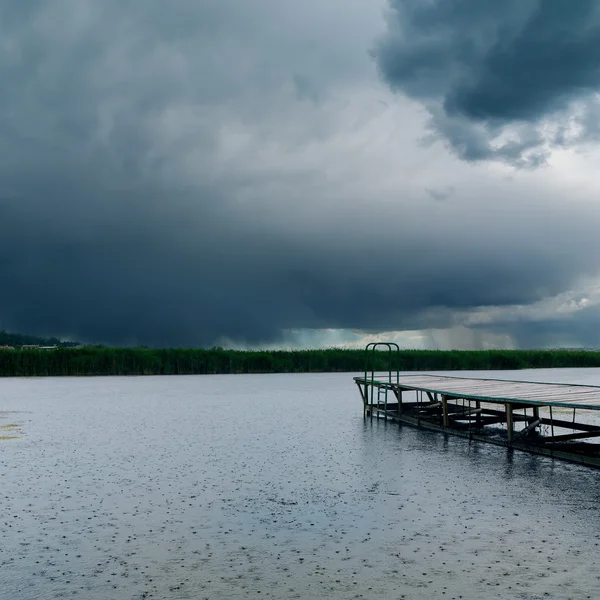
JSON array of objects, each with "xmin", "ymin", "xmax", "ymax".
[{"xmin": 0, "ymin": 371, "xmax": 599, "ymax": 600}]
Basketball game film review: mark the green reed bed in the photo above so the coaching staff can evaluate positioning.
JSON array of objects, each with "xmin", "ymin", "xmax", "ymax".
[{"xmin": 2, "ymin": 347, "xmax": 600, "ymax": 377}]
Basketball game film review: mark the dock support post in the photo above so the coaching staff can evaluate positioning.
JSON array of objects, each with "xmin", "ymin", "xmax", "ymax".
[
  {"xmin": 442, "ymin": 395, "xmax": 449, "ymax": 428},
  {"xmin": 506, "ymin": 404, "xmax": 514, "ymax": 444},
  {"xmin": 384, "ymin": 386, "xmax": 388, "ymax": 420}
]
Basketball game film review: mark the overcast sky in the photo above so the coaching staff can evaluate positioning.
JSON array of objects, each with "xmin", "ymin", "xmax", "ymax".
[{"xmin": 2, "ymin": 0, "xmax": 600, "ymax": 349}]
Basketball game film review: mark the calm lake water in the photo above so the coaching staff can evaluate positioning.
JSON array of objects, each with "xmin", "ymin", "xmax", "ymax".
[{"xmin": 1, "ymin": 369, "xmax": 599, "ymax": 600}]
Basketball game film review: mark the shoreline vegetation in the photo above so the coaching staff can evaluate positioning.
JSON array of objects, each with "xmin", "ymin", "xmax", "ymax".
[{"xmin": 2, "ymin": 347, "xmax": 600, "ymax": 377}]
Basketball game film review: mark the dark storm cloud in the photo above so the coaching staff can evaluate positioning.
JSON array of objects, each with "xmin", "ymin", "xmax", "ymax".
[
  {"xmin": 374, "ymin": 0, "xmax": 600, "ymax": 165},
  {"xmin": 2, "ymin": 0, "xmax": 600, "ymax": 348},
  {"xmin": 0, "ymin": 0, "xmax": 388, "ymax": 346}
]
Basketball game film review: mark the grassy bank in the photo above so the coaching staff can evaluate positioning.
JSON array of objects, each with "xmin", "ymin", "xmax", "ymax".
[{"xmin": 1, "ymin": 347, "xmax": 600, "ymax": 377}]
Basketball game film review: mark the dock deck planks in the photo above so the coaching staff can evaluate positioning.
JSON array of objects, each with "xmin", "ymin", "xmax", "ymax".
[{"xmin": 358, "ymin": 374, "xmax": 600, "ymax": 410}]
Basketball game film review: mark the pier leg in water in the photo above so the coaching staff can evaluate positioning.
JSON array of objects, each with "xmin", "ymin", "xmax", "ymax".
[
  {"xmin": 395, "ymin": 389, "xmax": 402, "ymax": 417},
  {"xmin": 506, "ymin": 404, "xmax": 514, "ymax": 444},
  {"xmin": 442, "ymin": 395, "xmax": 449, "ymax": 429}
]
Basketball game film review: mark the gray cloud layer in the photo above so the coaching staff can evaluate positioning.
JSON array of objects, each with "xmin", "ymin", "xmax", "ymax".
[
  {"xmin": 375, "ymin": 0, "xmax": 600, "ymax": 165},
  {"xmin": 2, "ymin": 0, "xmax": 600, "ymax": 348}
]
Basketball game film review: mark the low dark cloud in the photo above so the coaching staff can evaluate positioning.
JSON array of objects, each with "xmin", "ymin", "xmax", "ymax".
[
  {"xmin": 375, "ymin": 0, "xmax": 600, "ymax": 165},
  {"xmin": 1, "ymin": 1, "xmax": 600, "ymax": 348}
]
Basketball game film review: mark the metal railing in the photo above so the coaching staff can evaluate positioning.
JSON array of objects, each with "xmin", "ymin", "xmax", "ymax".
[{"xmin": 363, "ymin": 343, "xmax": 400, "ymax": 418}]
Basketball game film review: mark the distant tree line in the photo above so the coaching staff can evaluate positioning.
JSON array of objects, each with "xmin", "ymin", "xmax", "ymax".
[
  {"xmin": 2, "ymin": 347, "xmax": 600, "ymax": 377},
  {"xmin": 0, "ymin": 330, "xmax": 79, "ymax": 348}
]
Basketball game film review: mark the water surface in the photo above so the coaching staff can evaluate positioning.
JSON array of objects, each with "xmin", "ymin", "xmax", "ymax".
[{"xmin": 1, "ymin": 370, "xmax": 599, "ymax": 599}]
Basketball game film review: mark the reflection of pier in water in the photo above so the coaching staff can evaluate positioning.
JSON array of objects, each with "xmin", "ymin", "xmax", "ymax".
[{"xmin": 355, "ymin": 344, "xmax": 600, "ymax": 468}]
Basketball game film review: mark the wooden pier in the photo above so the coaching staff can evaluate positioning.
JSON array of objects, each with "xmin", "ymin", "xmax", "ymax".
[{"xmin": 354, "ymin": 344, "xmax": 600, "ymax": 468}]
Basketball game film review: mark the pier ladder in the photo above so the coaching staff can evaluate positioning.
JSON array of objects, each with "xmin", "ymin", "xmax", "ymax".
[{"xmin": 363, "ymin": 342, "xmax": 400, "ymax": 419}]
